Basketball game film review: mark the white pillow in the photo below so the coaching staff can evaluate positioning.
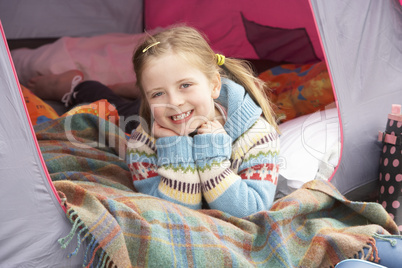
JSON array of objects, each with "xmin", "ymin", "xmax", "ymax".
[
  {"xmin": 11, "ymin": 33, "xmax": 147, "ymax": 86},
  {"xmin": 276, "ymin": 107, "xmax": 340, "ymax": 197}
]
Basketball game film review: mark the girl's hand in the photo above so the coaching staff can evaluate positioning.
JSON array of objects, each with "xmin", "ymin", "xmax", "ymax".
[
  {"xmin": 197, "ymin": 120, "xmax": 227, "ymax": 135},
  {"xmin": 152, "ymin": 121, "xmax": 178, "ymax": 138}
]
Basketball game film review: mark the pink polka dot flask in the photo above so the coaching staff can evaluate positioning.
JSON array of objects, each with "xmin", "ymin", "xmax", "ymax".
[{"xmin": 378, "ymin": 104, "xmax": 402, "ymax": 230}]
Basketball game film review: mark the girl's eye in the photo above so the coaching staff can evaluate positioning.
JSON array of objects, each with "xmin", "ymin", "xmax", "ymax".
[
  {"xmin": 181, "ymin": 83, "xmax": 191, "ymax": 89},
  {"xmin": 152, "ymin": 92, "xmax": 163, "ymax": 98}
]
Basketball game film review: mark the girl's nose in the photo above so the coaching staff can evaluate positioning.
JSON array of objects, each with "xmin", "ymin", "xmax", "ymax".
[{"xmin": 168, "ymin": 92, "xmax": 185, "ymax": 107}]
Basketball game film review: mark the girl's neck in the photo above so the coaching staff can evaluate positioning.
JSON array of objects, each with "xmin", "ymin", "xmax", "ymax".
[{"xmin": 214, "ymin": 102, "xmax": 227, "ymax": 126}]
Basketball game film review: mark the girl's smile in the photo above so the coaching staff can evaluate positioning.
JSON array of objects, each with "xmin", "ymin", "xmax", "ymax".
[
  {"xmin": 141, "ymin": 53, "xmax": 221, "ymax": 136},
  {"xmin": 170, "ymin": 110, "xmax": 193, "ymax": 123}
]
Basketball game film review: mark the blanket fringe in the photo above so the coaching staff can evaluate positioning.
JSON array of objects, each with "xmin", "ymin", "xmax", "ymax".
[
  {"xmin": 360, "ymin": 236, "xmax": 379, "ymax": 262},
  {"xmin": 347, "ymin": 233, "xmax": 402, "ymax": 266},
  {"xmin": 358, "ymin": 233, "xmax": 402, "ymax": 263},
  {"xmin": 58, "ymin": 208, "xmax": 116, "ymax": 268}
]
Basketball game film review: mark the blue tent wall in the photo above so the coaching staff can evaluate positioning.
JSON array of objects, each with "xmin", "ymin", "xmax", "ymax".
[
  {"xmin": 0, "ymin": 22, "xmax": 84, "ymax": 267},
  {"xmin": 310, "ymin": 0, "xmax": 402, "ymax": 200}
]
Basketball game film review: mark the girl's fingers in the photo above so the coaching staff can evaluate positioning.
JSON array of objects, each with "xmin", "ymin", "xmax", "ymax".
[{"xmin": 197, "ymin": 120, "xmax": 226, "ymax": 135}]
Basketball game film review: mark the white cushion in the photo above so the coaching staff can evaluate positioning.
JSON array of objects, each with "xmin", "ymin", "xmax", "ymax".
[{"xmin": 276, "ymin": 107, "xmax": 340, "ymax": 197}]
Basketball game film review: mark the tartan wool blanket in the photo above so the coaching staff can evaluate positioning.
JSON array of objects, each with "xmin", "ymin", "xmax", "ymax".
[{"xmin": 34, "ymin": 113, "xmax": 399, "ymax": 268}]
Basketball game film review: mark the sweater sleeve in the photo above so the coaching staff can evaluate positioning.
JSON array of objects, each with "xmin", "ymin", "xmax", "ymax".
[
  {"xmin": 193, "ymin": 118, "xmax": 280, "ymax": 218},
  {"xmin": 126, "ymin": 128, "xmax": 201, "ymax": 209}
]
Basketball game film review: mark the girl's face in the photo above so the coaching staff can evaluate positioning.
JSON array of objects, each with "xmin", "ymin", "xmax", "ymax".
[{"xmin": 141, "ymin": 53, "xmax": 221, "ymax": 136}]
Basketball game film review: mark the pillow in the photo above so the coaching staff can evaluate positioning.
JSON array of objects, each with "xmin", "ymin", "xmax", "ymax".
[
  {"xmin": 61, "ymin": 99, "xmax": 120, "ymax": 127},
  {"xmin": 259, "ymin": 61, "xmax": 335, "ymax": 122},
  {"xmin": 11, "ymin": 33, "xmax": 147, "ymax": 87},
  {"xmin": 276, "ymin": 107, "xmax": 340, "ymax": 198},
  {"xmin": 21, "ymin": 85, "xmax": 59, "ymax": 125}
]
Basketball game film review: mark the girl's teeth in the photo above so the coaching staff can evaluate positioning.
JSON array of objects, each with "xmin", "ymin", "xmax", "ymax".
[{"xmin": 172, "ymin": 111, "xmax": 191, "ymax": 121}]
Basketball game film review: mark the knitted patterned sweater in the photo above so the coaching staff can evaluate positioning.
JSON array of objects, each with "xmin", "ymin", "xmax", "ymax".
[{"xmin": 126, "ymin": 79, "xmax": 280, "ymax": 218}]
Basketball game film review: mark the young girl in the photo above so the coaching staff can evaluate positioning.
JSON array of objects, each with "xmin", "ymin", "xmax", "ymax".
[
  {"xmin": 127, "ymin": 26, "xmax": 280, "ymax": 218},
  {"xmin": 26, "ymin": 25, "xmax": 280, "ymax": 217}
]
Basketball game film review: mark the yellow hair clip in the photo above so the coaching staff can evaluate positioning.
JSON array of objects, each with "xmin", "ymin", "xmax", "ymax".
[
  {"xmin": 142, "ymin": 41, "xmax": 161, "ymax": 53},
  {"xmin": 216, "ymin": 54, "xmax": 225, "ymax": 66}
]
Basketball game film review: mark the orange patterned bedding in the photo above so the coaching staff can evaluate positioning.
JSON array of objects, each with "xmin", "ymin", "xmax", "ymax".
[
  {"xmin": 259, "ymin": 61, "xmax": 335, "ymax": 123},
  {"xmin": 21, "ymin": 85, "xmax": 119, "ymax": 127}
]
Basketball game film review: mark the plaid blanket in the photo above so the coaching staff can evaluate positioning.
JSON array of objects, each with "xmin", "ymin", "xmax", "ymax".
[{"xmin": 34, "ymin": 113, "xmax": 399, "ymax": 268}]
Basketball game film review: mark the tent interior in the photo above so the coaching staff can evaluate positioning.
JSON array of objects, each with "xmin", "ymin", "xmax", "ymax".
[
  {"xmin": 2, "ymin": 0, "xmax": 342, "ymax": 200},
  {"xmin": 0, "ymin": 0, "xmax": 401, "ymax": 267}
]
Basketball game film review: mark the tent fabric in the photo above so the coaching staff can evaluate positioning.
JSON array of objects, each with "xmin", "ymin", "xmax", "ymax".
[
  {"xmin": 0, "ymin": 0, "xmax": 143, "ymax": 39},
  {"xmin": 0, "ymin": 23, "xmax": 85, "ymax": 267},
  {"xmin": 310, "ymin": 0, "xmax": 402, "ymax": 200},
  {"xmin": 145, "ymin": 0, "xmax": 324, "ymax": 62}
]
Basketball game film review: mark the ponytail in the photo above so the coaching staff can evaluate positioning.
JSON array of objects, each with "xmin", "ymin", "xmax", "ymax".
[{"xmin": 219, "ymin": 57, "xmax": 279, "ymax": 133}]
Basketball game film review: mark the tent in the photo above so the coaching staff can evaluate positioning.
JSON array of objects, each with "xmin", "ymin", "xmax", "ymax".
[
  {"xmin": 0, "ymin": 0, "xmax": 401, "ymax": 266},
  {"xmin": 311, "ymin": 0, "xmax": 402, "ymax": 199},
  {"xmin": 0, "ymin": 23, "xmax": 86, "ymax": 266}
]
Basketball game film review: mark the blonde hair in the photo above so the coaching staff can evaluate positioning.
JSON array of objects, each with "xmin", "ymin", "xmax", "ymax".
[{"xmin": 132, "ymin": 25, "xmax": 279, "ymax": 133}]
